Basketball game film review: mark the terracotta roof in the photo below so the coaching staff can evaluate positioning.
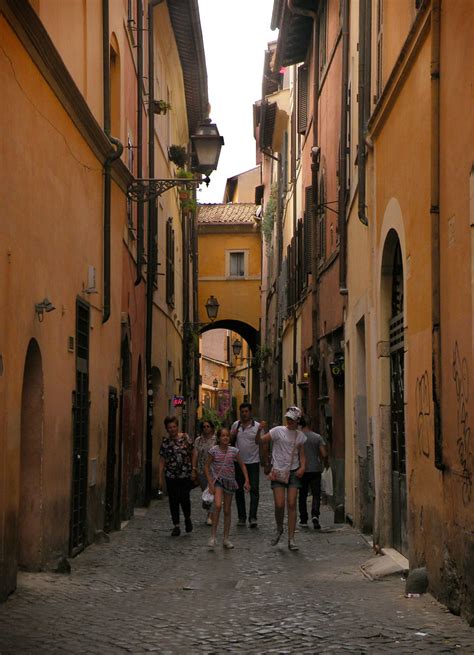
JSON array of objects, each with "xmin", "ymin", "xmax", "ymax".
[{"xmin": 198, "ymin": 203, "xmax": 258, "ymax": 225}]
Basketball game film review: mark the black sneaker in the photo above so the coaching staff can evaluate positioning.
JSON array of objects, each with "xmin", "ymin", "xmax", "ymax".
[
  {"xmin": 185, "ymin": 518, "xmax": 193, "ymax": 533},
  {"xmin": 171, "ymin": 526, "xmax": 181, "ymax": 537},
  {"xmin": 249, "ymin": 518, "xmax": 258, "ymax": 528},
  {"xmin": 312, "ymin": 517, "xmax": 321, "ymax": 530}
]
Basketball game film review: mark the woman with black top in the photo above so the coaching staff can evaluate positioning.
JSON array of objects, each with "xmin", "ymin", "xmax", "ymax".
[{"xmin": 159, "ymin": 415, "xmax": 194, "ymax": 536}]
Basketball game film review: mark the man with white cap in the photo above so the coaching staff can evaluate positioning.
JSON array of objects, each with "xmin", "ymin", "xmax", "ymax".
[{"xmin": 256, "ymin": 407, "xmax": 306, "ymax": 551}]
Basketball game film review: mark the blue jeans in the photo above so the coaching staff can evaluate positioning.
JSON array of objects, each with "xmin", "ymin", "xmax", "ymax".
[{"xmin": 235, "ymin": 462, "xmax": 260, "ymax": 521}]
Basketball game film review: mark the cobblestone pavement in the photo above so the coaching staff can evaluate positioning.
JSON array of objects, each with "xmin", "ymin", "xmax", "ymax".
[{"xmin": 0, "ymin": 479, "xmax": 473, "ymax": 654}]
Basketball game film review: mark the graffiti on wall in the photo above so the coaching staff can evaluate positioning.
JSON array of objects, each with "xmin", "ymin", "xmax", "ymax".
[
  {"xmin": 415, "ymin": 370, "xmax": 431, "ymax": 458},
  {"xmin": 452, "ymin": 342, "xmax": 472, "ymax": 505}
]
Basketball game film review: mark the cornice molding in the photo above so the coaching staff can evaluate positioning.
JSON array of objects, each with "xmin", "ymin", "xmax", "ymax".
[{"xmin": 1, "ymin": 0, "xmax": 132, "ymax": 192}]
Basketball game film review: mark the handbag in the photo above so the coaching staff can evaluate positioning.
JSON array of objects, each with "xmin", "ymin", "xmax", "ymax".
[
  {"xmin": 268, "ymin": 466, "xmax": 291, "ymax": 483},
  {"xmin": 268, "ymin": 434, "xmax": 299, "ymax": 484}
]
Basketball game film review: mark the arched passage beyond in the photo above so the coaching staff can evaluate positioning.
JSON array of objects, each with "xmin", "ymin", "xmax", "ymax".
[
  {"xmin": 19, "ymin": 338, "xmax": 44, "ymax": 570},
  {"xmin": 200, "ymin": 319, "xmax": 259, "ymax": 354}
]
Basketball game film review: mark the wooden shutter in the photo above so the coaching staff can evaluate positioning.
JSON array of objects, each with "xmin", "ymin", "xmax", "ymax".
[
  {"xmin": 304, "ymin": 186, "xmax": 313, "ymax": 277},
  {"xmin": 297, "ymin": 66, "xmax": 309, "ymax": 135}
]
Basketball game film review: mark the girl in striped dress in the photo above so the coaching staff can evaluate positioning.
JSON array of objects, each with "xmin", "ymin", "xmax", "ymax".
[{"xmin": 205, "ymin": 427, "xmax": 250, "ymax": 549}]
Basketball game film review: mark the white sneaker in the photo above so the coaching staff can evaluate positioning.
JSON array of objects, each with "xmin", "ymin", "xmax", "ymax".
[
  {"xmin": 206, "ymin": 516, "xmax": 213, "ymax": 526},
  {"xmin": 288, "ymin": 539, "xmax": 299, "ymax": 551},
  {"xmin": 223, "ymin": 539, "xmax": 234, "ymax": 549},
  {"xmin": 208, "ymin": 536, "xmax": 216, "ymax": 548}
]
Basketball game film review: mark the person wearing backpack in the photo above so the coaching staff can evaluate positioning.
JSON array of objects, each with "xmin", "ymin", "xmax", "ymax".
[{"xmin": 231, "ymin": 402, "xmax": 262, "ymax": 528}]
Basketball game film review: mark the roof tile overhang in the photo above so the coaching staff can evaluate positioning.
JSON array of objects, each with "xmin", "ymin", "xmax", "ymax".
[
  {"xmin": 273, "ymin": 0, "xmax": 316, "ymax": 69},
  {"xmin": 167, "ymin": 0, "xmax": 209, "ymax": 135}
]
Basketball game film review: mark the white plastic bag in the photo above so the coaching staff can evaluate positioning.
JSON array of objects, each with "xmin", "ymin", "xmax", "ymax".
[
  {"xmin": 201, "ymin": 486, "xmax": 214, "ymax": 504},
  {"xmin": 321, "ymin": 467, "xmax": 333, "ymax": 496}
]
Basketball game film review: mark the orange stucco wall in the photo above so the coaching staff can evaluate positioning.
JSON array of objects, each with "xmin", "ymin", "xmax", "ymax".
[
  {"xmin": 0, "ymin": 16, "xmax": 123, "ymax": 596},
  {"xmin": 198, "ymin": 230, "xmax": 261, "ymax": 330}
]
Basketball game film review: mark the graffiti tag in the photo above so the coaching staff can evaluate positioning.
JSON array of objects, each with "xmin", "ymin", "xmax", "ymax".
[
  {"xmin": 452, "ymin": 342, "xmax": 472, "ymax": 505},
  {"xmin": 415, "ymin": 370, "xmax": 431, "ymax": 457}
]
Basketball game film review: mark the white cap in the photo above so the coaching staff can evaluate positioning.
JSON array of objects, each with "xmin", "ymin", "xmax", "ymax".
[{"xmin": 284, "ymin": 406, "xmax": 302, "ymax": 422}]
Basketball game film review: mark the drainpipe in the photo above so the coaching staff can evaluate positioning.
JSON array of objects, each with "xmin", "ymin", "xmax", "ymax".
[
  {"xmin": 145, "ymin": 0, "xmax": 165, "ymax": 505},
  {"xmin": 103, "ymin": 0, "xmax": 124, "ymax": 324},
  {"xmin": 431, "ymin": 0, "xmax": 443, "ymax": 470},
  {"xmin": 311, "ymin": 14, "xmax": 321, "ymax": 430},
  {"xmin": 291, "ymin": 95, "xmax": 298, "ymax": 405},
  {"xmin": 357, "ymin": 0, "xmax": 370, "ymax": 227},
  {"xmin": 135, "ymin": 0, "xmax": 144, "ymax": 285},
  {"xmin": 287, "ymin": 0, "xmax": 317, "ymax": 407},
  {"xmin": 339, "ymin": 0, "xmax": 349, "ymax": 293}
]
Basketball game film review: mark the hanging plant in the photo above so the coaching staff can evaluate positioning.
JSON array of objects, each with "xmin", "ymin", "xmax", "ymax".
[
  {"xmin": 180, "ymin": 197, "xmax": 197, "ymax": 213},
  {"xmin": 168, "ymin": 145, "xmax": 188, "ymax": 168},
  {"xmin": 153, "ymin": 99, "xmax": 172, "ymax": 115}
]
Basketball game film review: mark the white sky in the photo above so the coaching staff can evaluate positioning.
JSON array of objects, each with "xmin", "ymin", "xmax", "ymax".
[{"xmin": 197, "ymin": 0, "xmax": 277, "ymax": 204}]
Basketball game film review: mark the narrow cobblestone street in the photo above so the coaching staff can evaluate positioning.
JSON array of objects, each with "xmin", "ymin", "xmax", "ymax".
[{"xmin": 0, "ymin": 480, "xmax": 472, "ymax": 654}]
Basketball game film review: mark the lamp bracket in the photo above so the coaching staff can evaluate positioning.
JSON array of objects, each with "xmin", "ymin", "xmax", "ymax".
[{"xmin": 127, "ymin": 176, "xmax": 210, "ymax": 202}]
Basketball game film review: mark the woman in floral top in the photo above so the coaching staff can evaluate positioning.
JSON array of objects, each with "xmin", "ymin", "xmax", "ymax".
[
  {"xmin": 192, "ymin": 419, "xmax": 217, "ymax": 525},
  {"xmin": 159, "ymin": 416, "xmax": 194, "ymax": 537}
]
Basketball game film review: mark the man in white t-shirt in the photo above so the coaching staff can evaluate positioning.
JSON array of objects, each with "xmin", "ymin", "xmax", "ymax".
[
  {"xmin": 231, "ymin": 402, "xmax": 262, "ymax": 528},
  {"xmin": 256, "ymin": 407, "xmax": 306, "ymax": 551}
]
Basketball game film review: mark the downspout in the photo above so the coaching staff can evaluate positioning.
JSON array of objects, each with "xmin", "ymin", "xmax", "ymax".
[
  {"xmin": 287, "ymin": 0, "xmax": 318, "ymax": 406},
  {"xmin": 357, "ymin": 0, "xmax": 369, "ymax": 227},
  {"xmin": 291, "ymin": 84, "xmax": 298, "ymax": 405},
  {"xmin": 182, "ymin": 206, "xmax": 189, "ymax": 432},
  {"xmin": 431, "ymin": 0, "xmax": 443, "ymax": 470},
  {"xmin": 311, "ymin": 14, "xmax": 321, "ymax": 430},
  {"xmin": 135, "ymin": 0, "xmax": 144, "ymax": 285},
  {"xmin": 145, "ymin": 0, "xmax": 165, "ymax": 505},
  {"xmin": 103, "ymin": 0, "xmax": 124, "ymax": 324},
  {"xmin": 339, "ymin": 0, "xmax": 349, "ymax": 293},
  {"xmin": 192, "ymin": 211, "xmax": 200, "ymax": 431}
]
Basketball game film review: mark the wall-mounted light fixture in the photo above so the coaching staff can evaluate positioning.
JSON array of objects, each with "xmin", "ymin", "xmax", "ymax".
[
  {"xmin": 212, "ymin": 377, "xmax": 219, "ymax": 390},
  {"xmin": 232, "ymin": 337, "xmax": 243, "ymax": 357},
  {"xmin": 35, "ymin": 298, "xmax": 55, "ymax": 322},
  {"xmin": 127, "ymin": 118, "xmax": 224, "ymax": 203},
  {"xmin": 204, "ymin": 295, "xmax": 220, "ymax": 322}
]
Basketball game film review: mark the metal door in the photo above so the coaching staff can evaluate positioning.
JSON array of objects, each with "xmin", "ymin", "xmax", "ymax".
[
  {"xmin": 70, "ymin": 300, "xmax": 90, "ymax": 555},
  {"xmin": 104, "ymin": 387, "xmax": 118, "ymax": 532},
  {"xmin": 390, "ymin": 243, "xmax": 407, "ymax": 555}
]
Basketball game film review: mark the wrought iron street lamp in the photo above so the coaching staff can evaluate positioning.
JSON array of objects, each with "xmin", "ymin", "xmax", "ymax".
[
  {"xmin": 205, "ymin": 295, "xmax": 220, "ymax": 322},
  {"xmin": 127, "ymin": 118, "xmax": 224, "ymax": 202},
  {"xmin": 232, "ymin": 337, "xmax": 243, "ymax": 357},
  {"xmin": 212, "ymin": 377, "xmax": 219, "ymax": 390}
]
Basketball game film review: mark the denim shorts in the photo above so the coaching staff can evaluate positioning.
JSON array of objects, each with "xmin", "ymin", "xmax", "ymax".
[
  {"xmin": 215, "ymin": 480, "xmax": 236, "ymax": 495},
  {"xmin": 270, "ymin": 470, "xmax": 302, "ymax": 490}
]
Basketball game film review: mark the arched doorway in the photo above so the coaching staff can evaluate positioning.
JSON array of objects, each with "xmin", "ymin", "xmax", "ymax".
[
  {"xmin": 19, "ymin": 338, "xmax": 44, "ymax": 570},
  {"xmin": 389, "ymin": 240, "xmax": 407, "ymax": 554},
  {"xmin": 381, "ymin": 231, "xmax": 407, "ymax": 555}
]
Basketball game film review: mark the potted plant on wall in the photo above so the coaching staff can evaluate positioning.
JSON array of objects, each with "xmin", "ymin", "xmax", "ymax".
[
  {"xmin": 168, "ymin": 145, "xmax": 188, "ymax": 168},
  {"xmin": 153, "ymin": 99, "xmax": 172, "ymax": 115},
  {"xmin": 175, "ymin": 168, "xmax": 197, "ymax": 211}
]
